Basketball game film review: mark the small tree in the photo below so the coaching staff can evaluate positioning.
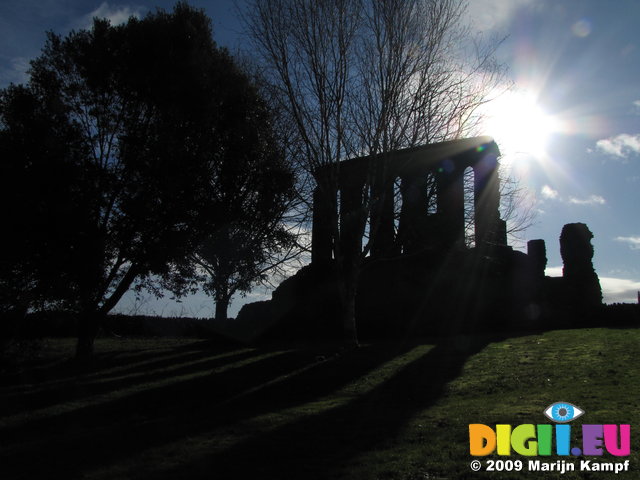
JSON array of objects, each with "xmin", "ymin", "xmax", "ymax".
[
  {"xmin": 1, "ymin": 3, "xmax": 285, "ymax": 357},
  {"xmin": 244, "ymin": 0, "xmax": 508, "ymax": 344},
  {"xmin": 193, "ymin": 218, "xmax": 297, "ymax": 322},
  {"xmin": 189, "ymin": 125, "xmax": 297, "ymax": 322}
]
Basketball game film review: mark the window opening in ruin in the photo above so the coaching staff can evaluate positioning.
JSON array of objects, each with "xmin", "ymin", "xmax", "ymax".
[{"xmin": 464, "ymin": 166, "xmax": 476, "ymax": 247}]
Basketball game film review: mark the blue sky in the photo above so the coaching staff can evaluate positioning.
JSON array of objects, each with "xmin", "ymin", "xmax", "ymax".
[{"xmin": 1, "ymin": 0, "xmax": 639, "ymax": 315}]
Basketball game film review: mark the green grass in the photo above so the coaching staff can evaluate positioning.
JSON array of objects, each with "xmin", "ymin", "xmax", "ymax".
[{"xmin": 1, "ymin": 328, "xmax": 639, "ymax": 479}]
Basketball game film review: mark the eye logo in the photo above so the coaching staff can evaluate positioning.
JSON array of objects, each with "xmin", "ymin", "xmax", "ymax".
[{"xmin": 543, "ymin": 402, "xmax": 584, "ymax": 423}]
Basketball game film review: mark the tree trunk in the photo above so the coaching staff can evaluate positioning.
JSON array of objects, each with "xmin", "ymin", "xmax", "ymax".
[
  {"xmin": 215, "ymin": 295, "xmax": 230, "ymax": 322},
  {"xmin": 75, "ymin": 310, "xmax": 103, "ymax": 359},
  {"xmin": 75, "ymin": 264, "xmax": 139, "ymax": 360}
]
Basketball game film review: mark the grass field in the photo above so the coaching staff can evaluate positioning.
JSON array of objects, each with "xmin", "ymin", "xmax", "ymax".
[{"xmin": 1, "ymin": 328, "xmax": 639, "ymax": 479}]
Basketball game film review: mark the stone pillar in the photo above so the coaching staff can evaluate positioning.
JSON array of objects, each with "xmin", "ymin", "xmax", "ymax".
[
  {"xmin": 311, "ymin": 185, "xmax": 334, "ymax": 265},
  {"xmin": 527, "ymin": 239, "xmax": 547, "ymax": 279},
  {"xmin": 339, "ymin": 177, "xmax": 366, "ymax": 264},
  {"xmin": 436, "ymin": 165, "xmax": 465, "ymax": 247},
  {"xmin": 474, "ymin": 153, "xmax": 505, "ymax": 247},
  {"xmin": 398, "ymin": 174, "xmax": 428, "ymax": 254},
  {"xmin": 370, "ymin": 179, "xmax": 395, "ymax": 258}
]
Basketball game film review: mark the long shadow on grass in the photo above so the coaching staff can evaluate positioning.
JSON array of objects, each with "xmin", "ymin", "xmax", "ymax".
[
  {"xmin": 0, "ymin": 338, "xmax": 236, "ymax": 388},
  {"xmin": 149, "ymin": 335, "xmax": 498, "ymax": 480},
  {"xmin": 0, "ymin": 342, "xmax": 414, "ymax": 479},
  {"xmin": 1, "ymin": 347, "xmax": 259, "ymax": 416},
  {"xmin": 1, "ymin": 348, "xmax": 296, "ymax": 436}
]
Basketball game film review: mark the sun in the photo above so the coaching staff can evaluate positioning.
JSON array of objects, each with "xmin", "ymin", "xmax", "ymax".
[{"xmin": 482, "ymin": 90, "xmax": 559, "ymax": 159}]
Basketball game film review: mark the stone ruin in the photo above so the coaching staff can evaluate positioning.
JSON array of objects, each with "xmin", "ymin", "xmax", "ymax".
[
  {"xmin": 238, "ymin": 136, "xmax": 604, "ymax": 340},
  {"xmin": 560, "ymin": 223, "xmax": 603, "ymax": 307},
  {"xmin": 311, "ymin": 136, "xmax": 507, "ymax": 263}
]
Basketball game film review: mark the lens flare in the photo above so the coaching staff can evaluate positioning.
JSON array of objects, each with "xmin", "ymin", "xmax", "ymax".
[{"xmin": 482, "ymin": 90, "xmax": 560, "ymax": 162}]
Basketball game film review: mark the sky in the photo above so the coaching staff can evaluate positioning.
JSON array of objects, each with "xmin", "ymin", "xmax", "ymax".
[{"xmin": 1, "ymin": 0, "xmax": 639, "ymax": 315}]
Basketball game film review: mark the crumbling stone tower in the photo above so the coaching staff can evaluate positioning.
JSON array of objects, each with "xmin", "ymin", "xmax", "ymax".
[{"xmin": 560, "ymin": 223, "xmax": 603, "ymax": 308}]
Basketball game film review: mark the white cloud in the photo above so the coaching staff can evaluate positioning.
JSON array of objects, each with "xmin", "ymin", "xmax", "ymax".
[
  {"xmin": 545, "ymin": 266, "xmax": 563, "ymax": 277},
  {"xmin": 568, "ymin": 195, "xmax": 606, "ymax": 205},
  {"xmin": 633, "ymin": 100, "xmax": 640, "ymax": 111},
  {"xmin": 615, "ymin": 236, "xmax": 640, "ymax": 250},
  {"xmin": 595, "ymin": 133, "xmax": 640, "ymax": 159},
  {"xmin": 546, "ymin": 265, "xmax": 640, "ymax": 304},
  {"xmin": 82, "ymin": 2, "xmax": 144, "ymax": 28},
  {"xmin": 539, "ymin": 186, "xmax": 605, "ymax": 206},
  {"xmin": 541, "ymin": 184, "xmax": 559, "ymax": 200},
  {"xmin": 600, "ymin": 277, "xmax": 640, "ymax": 304}
]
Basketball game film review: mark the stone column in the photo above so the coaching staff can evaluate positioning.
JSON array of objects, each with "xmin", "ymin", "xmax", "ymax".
[
  {"xmin": 398, "ymin": 174, "xmax": 429, "ymax": 254},
  {"xmin": 473, "ymin": 153, "xmax": 506, "ymax": 247},
  {"xmin": 436, "ymin": 165, "xmax": 465, "ymax": 247},
  {"xmin": 369, "ymin": 179, "xmax": 395, "ymax": 258},
  {"xmin": 311, "ymin": 185, "xmax": 335, "ymax": 265},
  {"xmin": 339, "ymin": 177, "xmax": 366, "ymax": 265},
  {"xmin": 527, "ymin": 239, "xmax": 547, "ymax": 279}
]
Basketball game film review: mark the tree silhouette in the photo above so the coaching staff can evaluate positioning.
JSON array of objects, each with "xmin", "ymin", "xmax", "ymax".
[
  {"xmin": 187, "ymin": 107, "xmax": 296, "ymax": 322},
  {"xmin": 0, "ymin": 84, "xmax": 86, "ymax": 343},
  {"xmin": 0, "ymin": 3, "xmax": 287, "ymax": 357},
  {"xmin": 193, "ymin": 210, "xmax": 296, "ymax": 322}
]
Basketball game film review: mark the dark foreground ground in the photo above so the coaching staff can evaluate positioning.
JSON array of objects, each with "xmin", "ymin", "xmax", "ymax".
[{"xmin": 1, "ymin": 328, "xmax": 639, "ymax": 479}]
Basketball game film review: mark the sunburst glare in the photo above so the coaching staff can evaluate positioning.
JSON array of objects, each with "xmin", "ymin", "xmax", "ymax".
[{"xmin": 481, "ymin": 89, "xmax": 562, "ymax": 164}]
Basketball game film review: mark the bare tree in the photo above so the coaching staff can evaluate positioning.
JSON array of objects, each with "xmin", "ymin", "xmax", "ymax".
[
  {"xmin": 498, "ymin": 173, "xmax": 537, "ymax": 246},
  {"xmin": 243, "ymin": 0, "xmax": 508, "ymax": 344}
]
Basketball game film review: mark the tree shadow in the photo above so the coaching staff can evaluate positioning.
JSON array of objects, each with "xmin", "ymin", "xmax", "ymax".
[
  {"xmin": 0, "ymin": 338, "xmax": 236, "ymax": 388},
  {"xmin": 146, "ymin": 334, "xmax": 498, "ymax": 479},
  {"xmin": 0, "ymin": 341, "xmax": 416, "ymax": 479}
]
